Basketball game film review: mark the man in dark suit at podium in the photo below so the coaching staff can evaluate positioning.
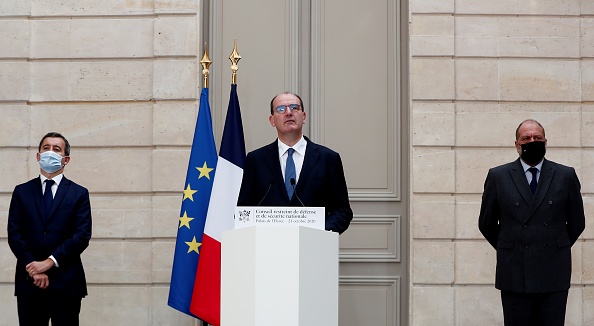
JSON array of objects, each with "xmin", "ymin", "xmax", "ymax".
[
  {"xmin": 8, "ymin": 132, "xmax": 92, "ymax": 325},
  {"xmin": 237, "ymin": 92, "xmax": 353, "ymax": 234}
]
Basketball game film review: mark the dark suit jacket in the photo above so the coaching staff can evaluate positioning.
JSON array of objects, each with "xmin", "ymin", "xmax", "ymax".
[
  {"xmin": 237, "ymin": 137, "xmax": 353, "ymax": 234},
  {"xmin": 8, "ymin": 176, "xmax": 92, "ymax": 298},
  {"xmin": 478, "ymin": 158, "xmax": 585, "ymax": 293}
]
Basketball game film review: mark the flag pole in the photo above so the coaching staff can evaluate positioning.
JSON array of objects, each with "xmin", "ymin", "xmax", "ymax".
[
  {"xmin": 229, "ymin": 38, "xmax": 241, "ymax": 84},
  {"xmin": 200, "ymin": 46, "xmax": 212, "ymax": 326}
]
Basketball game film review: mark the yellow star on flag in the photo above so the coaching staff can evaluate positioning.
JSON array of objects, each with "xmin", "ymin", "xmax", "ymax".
[
  {"xmin": 179, "ymin": 211, "xmax": 194, "ymax": 229},
  {"xmin": 185, "ymin": 236, "xmax": 201, "ymax": 254},
  {"xmin": 196, "ymin": 162, "xmax": 214, "ymax": 180},
  {"xmin": 182, "ymin": 184, "xmax": 197, "ymax": 201}
]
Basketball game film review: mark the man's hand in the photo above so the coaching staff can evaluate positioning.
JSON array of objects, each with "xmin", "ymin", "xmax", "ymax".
[
  {"xmin": 32, "ymin": 273, "xmax": 49, "ymax": 289},
  {"xmin": 26, "ymin": 258, "xmax": 55, "ymax": 277}
]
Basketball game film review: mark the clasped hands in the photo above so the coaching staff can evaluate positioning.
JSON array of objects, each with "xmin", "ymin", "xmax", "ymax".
[{"xmin": 26, "ymin": 259, "xmax": 55, "ymax": 289}]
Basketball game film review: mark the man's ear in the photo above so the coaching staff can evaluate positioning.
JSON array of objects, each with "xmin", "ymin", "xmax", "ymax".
[{"xmin": 514, "ymin": 141, "xmax": 521, "ymax": 155}]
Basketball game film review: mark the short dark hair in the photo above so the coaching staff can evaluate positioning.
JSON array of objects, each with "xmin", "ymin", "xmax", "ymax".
[
  {"xmin": 269, "ymin": 92, "xmax": 305, "ymax": 115},
  {"xmin": 38, "ymin": 132, "xmax": 71, "ymax": 156},
  {"xmin": 515, "ymin": 119, "xmax": 545, "ymax": 141}
]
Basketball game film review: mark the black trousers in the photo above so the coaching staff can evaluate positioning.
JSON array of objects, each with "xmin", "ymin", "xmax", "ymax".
[
  {"xmin": 501, "ymin": 290, "xmax": 568, "ymax": 326},
  {"xmin": 17, "ymin": 291, "xmax": 82, "ymax": 326}
]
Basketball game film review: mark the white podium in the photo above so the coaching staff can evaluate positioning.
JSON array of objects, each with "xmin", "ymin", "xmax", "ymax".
[{"xmin": 220, "ymin": 226, "xmax": 339, "ymax": 326}]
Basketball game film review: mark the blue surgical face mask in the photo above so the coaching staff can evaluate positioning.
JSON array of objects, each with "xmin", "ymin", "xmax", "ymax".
[{"xmin": 39, "ymin": 151, "xmax": 64, "ymax": 174}]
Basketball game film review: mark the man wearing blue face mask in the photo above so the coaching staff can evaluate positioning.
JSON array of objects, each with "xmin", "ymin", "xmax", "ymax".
[
  {"xmin": 8, "ymin": 132, "xmax": 92, "ymax": 326},
  {"xmin": 478, "ymin": 119, "xmax": 585, "ymax": 326}
]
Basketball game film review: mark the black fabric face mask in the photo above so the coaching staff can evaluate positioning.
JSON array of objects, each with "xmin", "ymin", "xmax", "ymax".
[{"xmin": 520, "ymin": 141, "xmax": 546, "ymax": 166}]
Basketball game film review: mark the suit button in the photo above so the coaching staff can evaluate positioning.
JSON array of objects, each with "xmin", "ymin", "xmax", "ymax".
[
  {"xmin": 515, "ymin": 202, "xmax": 519, "ymax": 207},
  {"xmin": 524, "ymin": 244, "xmax": 529, "ymax": 249},
  {"xmin": 523, "ymin": 224, "xmax": 528, "ymax": 228},
  {"xmin": 549, "ymin": 200, "xmax": 553, "ymax": 204},
  {"xmin": 544, "ymin": 223, "xmax": 548, "ymax": 226},
  {"xmin": 544, "ymin": 244, "xmax": 548, "ymax": 248}
]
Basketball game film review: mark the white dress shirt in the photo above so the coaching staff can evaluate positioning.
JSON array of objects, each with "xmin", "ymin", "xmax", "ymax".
[
  {"xmin": 278, "ymin": 136, "xmax": 307, "ymax": 184},
  {"xmin": 40, "ymin": 173, "xmax": 63, "ymax": 197}
]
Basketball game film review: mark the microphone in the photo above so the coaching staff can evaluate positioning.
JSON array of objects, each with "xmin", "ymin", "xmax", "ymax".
[
  {"xmin": 290, "ymin": 178, "xmax": 305, "ymax": 207},
  {"xmin": 257, "ymin": 180, "xmax": 274, "ymax": 206}
]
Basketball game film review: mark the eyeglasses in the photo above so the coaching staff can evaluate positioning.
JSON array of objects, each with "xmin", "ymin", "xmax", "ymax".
[{"xmin": 274, "ymin": 104, "xmax": 302, "ymax": 114}]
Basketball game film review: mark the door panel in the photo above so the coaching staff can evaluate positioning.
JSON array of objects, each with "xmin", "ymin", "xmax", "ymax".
[{"xmin": 208, "ymin": 0, "xmax": 408, "ymax": 324}]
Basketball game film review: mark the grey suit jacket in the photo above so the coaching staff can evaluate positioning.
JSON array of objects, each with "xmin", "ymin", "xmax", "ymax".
[{"xmin": 478, "ymin": 158, "xmax": 585, "ymax": 293}]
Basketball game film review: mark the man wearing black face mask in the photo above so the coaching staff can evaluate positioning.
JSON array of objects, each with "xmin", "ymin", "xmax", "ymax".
[{"xmin": 478, "ymin": 119, "xmax": 585, "ymax": 326}]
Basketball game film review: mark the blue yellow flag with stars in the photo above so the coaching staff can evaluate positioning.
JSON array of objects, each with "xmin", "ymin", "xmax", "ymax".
[{"xmin": 168, "ymin": 87, "xmax": 217, "ymax": 318}]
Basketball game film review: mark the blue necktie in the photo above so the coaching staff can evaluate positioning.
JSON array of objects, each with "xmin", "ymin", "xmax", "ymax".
[
  {"xmin": 285, "ymin": 148, "xmax": 296, "ymax": 199},
  {"xmin": 528, "ymin": 167, "xmax": 538, "ymax": 194},
  {"xmin": 44, "ymin": 179, "xmax": 55, "ymax": 220}
]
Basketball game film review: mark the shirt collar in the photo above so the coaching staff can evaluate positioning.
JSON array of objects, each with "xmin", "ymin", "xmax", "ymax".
[
  {"xmin": 520, "ymin": 158, "xmax": 543, "ymax": 172},
  {"xmin": 40, "ymin": 173, "xmax": 64, "ymax": 186},
  {"xmin": 278, "ymin": 136, "xmax": 307, "ymax": 157}
]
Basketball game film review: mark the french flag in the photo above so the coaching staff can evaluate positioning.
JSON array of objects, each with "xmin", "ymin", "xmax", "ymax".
[{"xmin": 190, "ymin": 84, "xmax": 245, "ymax": 325}]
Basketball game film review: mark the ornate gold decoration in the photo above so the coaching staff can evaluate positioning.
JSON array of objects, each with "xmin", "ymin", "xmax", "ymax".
[
  {"xmin": 229, "ymin": 39, "xmax": 241, "ymax": 84},
  {"xmin": 200, "ymin": 46, "xmax": 212, "ymax": 88}
]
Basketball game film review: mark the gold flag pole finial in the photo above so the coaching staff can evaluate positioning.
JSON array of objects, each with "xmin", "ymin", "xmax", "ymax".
[
  {"xmin": 229, "ymin": 38, "xmax": 241, "ymax": 84},
  {"xmin": 200, "ymin": 46, "xmax": 212, "ymax": 88}
]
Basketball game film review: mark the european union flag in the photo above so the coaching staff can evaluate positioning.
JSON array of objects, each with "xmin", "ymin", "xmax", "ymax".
[{"xmin": 168, "ymin": 87, "xmax": 217, "ymax": 318}]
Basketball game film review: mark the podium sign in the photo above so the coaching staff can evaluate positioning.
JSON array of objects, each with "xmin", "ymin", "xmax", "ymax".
[{"xmin": 234, "ymin": 206, "xmax": 325, "ymax": 230}]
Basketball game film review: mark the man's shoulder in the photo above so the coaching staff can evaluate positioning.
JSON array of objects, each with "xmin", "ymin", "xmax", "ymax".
[
  {"xmin": 13, "ymin": 177, "xmax": 89, "ymax": 196},
  {"xmin": 305, "ymin": 138, "xmax": 339, "ymax": 157},
  {"xmin": 247, "ymin": 141, "xmax": 276, "ymax": 157},
  {"xmin": 489, "ymin": 158, "xmax": 575, "ymax": 173},
  {"xmin": 489, "ymin": 160, "xmax": 519, "ymax": 173},
  {"xmin": 61, "ymin": 177, "xmax": 89, "ymax": 192},
  {"xmin": 543, "ymin": 159, "xmax": 575, "ymax": 173},
  {"xmin": 11, "ymin": 178, "xmax": 40, "ymax": 198},
  {"xmin": 543, "ymin": 159, "xmax": 570, "ymax": 168},
  {"xmin": 15, "ymin": 177, "xmax": 40, "ymax": 188},
  {"xmin": 246, "ymin": 138, "xmax": 341, "ymax": 158}
]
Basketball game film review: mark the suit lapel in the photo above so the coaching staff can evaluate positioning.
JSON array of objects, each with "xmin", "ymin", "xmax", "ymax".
[
  {"xmin": 47, "ymin": 177, "xmax": 70, "ymax": 222},
  {"xmin": 33, "ymin": 177, "xmax": 45, "ymax": 222},
  {"xmin": 527, "ymin": 159, "xmax": 555, "ymax": 218},
  {"xmin": 510, "ymin": 159, "xmax": 533, "ymax": 205},
  {"xmin": 298, "ymin": 139, "xmax": 320, "ymax": 190},
  {"xmin": 263, "ymin": 141, "xmax": 286, "ymax": 197},
  {"xmin": 267, "ymin": 138, "xmax": 321, "ymax": 201},
  {"xmin": 510, "ymin": 158, "xmax": 556, "ymax": 221}
]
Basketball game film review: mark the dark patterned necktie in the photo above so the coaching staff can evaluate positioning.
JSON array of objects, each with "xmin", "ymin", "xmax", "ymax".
[
  {"xmin": 44, "ymin": 179, "xmax": 55, "ymax": 220},
  {"xmin": 528, "ymin": 167, "xmax": 538, "ymax": 194}
]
